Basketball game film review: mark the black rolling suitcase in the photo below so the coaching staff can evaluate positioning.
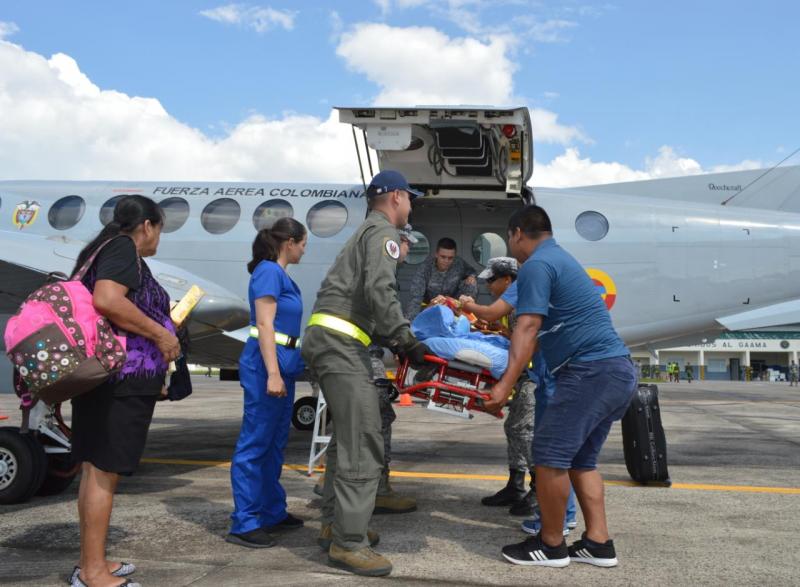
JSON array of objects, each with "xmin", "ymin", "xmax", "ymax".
[{"xmin": 621, "ymin": 384, "xmax": 671, "ymax": 486}]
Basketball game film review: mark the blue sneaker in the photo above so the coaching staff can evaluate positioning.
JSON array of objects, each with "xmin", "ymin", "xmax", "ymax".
[{"xmin": 521, "ymin": 517, "xmax": 571, "ymax": 537}]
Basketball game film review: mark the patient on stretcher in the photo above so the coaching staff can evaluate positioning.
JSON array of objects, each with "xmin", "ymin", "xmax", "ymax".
[{"xmin": 411, "ymin": 305, "xmax": 509, "ymax": 379}]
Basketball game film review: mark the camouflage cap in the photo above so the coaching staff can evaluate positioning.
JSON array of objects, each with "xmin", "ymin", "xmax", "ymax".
[
  {"xmin": 478, "ymin": 256, "xmax": 518, "ymax": 280},
  {"xmin": 398, "ymin": 224, "xmax": 418, "ymax": 244}
]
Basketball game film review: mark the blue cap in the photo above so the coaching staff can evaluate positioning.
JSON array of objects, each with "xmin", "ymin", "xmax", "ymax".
[{"xmin": 366, "ymin": 170, "xmax": 424, "ymax": 199}]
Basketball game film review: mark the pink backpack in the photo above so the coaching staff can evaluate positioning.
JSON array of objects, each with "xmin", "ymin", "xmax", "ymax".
[{"xmin": 4, "ymin": 238, "xmax": 128, "ymax": 405}]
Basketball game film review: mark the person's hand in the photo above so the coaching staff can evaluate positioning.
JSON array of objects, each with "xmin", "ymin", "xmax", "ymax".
[
  {"xmin": 156, "ymin": 329, "xmax": 181, "ymax": 363},
  {"xmin": 483, "ymin": 383, "xmax": 512, "ymax": 414},
  {"xmin": 464, "ymin": 275, "xmax": 477, "ymax": 286},
  {"xmin": 267, "ymin": 372, "xmax": 287, "ymax": 397},
  {"xmin": 431, "ymin": 295, "xmax": 447, "ymax": 306},
  {"xmin": 458, "ymin": 295, "xmax": 475, "ymax": 309},
  {"xmin": 403, "ymin": 341, "xmax": 431, "ymax": 368}
]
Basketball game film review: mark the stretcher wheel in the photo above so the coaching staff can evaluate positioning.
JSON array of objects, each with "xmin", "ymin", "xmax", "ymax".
[
  {"xmin": 0, "ymin": 427, "xmax": 45, "ymax": 505},
  {"xmin": 292, "ymin": 396, "xmax": 328, "ymax": 431}
]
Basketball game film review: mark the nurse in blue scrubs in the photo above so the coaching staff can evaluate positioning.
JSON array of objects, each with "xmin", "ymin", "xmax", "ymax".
[{"xmin": 227, "ymin": 217, "xmax": 308, "ymax": 548}]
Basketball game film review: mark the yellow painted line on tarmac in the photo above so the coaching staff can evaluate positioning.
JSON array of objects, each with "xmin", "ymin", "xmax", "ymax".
[{"xmin": 140, "ymin": 457, "xmax": 800, "ymax": 494}]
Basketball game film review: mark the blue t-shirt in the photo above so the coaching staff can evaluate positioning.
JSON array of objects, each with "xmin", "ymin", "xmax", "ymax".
[
  {"xmin": 516, "ymin": 238, "xmax": 628, "ymax": 369},
  {"xmin": 240, "ymin": 260, "xmax": 305, "ymax": 378},
  {"xmin": 499, "ymin": 280, "xmax": 551, "ymax": 387},
  {"xmin": 500, "ymin": 280, "xmax": 518, "ymax": 307}
]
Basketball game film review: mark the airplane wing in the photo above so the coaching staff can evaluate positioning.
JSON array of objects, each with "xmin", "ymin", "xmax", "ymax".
[
  {"xmin": 717, "ymin": 300, "xmax": 800, "ymax": 331},
  {"xmin": 0, "ymin": 231, "xmax": 249, "ymax": 368}
]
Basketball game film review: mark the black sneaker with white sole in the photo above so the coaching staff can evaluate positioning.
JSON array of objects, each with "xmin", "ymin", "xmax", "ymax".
[
  {"xmin": 568, "ymin": 532, "xmax": 618, "ymax": 567},
  {"xmin": 501, "ymin": 535, "xmax": 570, "ymax": 567}
]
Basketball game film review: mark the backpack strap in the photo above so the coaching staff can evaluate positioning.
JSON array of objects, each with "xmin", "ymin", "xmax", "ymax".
[{"xmin": 71, "ymin": 234, "xmax": 139, "ymax": 281}]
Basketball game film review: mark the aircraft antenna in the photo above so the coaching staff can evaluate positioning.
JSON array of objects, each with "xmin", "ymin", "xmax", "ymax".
[
  {"xmin": 721, "ymin": 145, "xmax": 800, "ymax": 205},
  {"xmin": 351, "ymin": 126, "xmax": 368, "ymax": 194}
]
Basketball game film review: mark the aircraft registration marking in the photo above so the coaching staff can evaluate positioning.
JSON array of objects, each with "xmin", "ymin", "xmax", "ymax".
[{"xmin": 586, "ymin": 267, "xmax": 617, "ymax": 310}]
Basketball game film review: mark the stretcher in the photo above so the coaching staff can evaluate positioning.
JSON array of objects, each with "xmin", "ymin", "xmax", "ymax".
[{"xmin": 394, "ymin": 353, "xmax": 504, "ymax": 419}]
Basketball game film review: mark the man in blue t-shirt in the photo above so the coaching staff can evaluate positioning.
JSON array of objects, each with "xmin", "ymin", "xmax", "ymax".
[{"xmin": 485, "ymin": 205, "xmax": 637, "ymax": 570}]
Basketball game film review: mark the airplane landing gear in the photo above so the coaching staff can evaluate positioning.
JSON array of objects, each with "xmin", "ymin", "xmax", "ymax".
[{"xmin": 0, "ymin": 403, "xmax": 77, "ymax": 505}]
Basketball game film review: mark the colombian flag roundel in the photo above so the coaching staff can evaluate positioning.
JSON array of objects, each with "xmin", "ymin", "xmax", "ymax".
[{"xmin": 586, "ymin": 268, "xmax": 617, "ymax": 310}]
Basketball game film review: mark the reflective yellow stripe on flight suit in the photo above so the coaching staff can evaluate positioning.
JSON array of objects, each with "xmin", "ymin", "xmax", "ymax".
[{"xmin": 307, "ymin": 313, "xmax": 372, "ymax": 347}]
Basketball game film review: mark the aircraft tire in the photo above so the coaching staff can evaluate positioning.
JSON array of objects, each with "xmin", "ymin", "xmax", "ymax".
[
  {"xmin": 0, "ymin": 427, "xmax": 41, "ymax": 505},
  {"xmin": 21, "ymin": 432, "xmax": 48, "ymax": 501},
  {"xmin": 292, "ymin": 396, "xmax": 318, "ymax": 431},
  {"xmin": 36, "ymin": 451, "xmax": 78, "ymax": 496}
]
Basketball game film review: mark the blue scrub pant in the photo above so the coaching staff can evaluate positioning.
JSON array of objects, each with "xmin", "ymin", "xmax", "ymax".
[
  {"xmin": 230, "ymin": 364, "xmax": 295, "ymax": 534},
  {"xmin": 533, "ymin": 383, "xmax": 577, "ymax": 524}
]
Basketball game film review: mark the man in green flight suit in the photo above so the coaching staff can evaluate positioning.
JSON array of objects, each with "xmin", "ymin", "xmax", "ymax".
[{"xmin": 302, "ymin": 170, "xmax": 430, "ymax": 577}]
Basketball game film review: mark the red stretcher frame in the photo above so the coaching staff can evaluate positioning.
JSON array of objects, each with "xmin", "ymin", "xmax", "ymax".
[{"xmin": 394, "ymin": 354, "xmax": 503, "ymax": 418}]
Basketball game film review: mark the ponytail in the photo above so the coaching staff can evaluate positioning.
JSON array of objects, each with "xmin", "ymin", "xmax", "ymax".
[
  {"xmin": 247, "ymin": 217, "xmax": 307, "ymax": 274},
  {"xmin": 73, "ymin": 195, "xmax": 164, "ymax": 276}
]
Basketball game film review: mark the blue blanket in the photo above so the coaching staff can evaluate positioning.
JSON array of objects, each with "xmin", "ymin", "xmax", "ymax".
[{"xmin": 411, "ymin": 306, "xmax": 509, "ymax": 379}]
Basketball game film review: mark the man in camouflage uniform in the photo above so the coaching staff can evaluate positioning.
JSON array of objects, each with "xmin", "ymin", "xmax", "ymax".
[
  {"xmin": 302, "ymin": 171, "xmax": 429, "ymax": 577},
  {"xmin": 405, "ymin": 237, "xmax": 477, "ymax": 319}
]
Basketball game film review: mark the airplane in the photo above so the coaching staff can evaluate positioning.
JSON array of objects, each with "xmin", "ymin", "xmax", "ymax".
[{"xmin": 2, "ymin": 105, "xmax": 800, "ymax": 500}]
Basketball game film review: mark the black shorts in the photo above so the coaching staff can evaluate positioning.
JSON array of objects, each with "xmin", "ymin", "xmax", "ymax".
[{"xmin": 71, "ymin": 380, "xmax": 159, "ymax": 476}]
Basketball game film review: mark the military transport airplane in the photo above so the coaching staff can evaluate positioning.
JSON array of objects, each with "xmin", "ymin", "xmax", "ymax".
[{"xmin": 3, "ymin": 106, "xmax": 800, "ymax": 384}]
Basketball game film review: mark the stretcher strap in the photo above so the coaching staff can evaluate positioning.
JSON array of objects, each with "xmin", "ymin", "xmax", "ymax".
[
  {"xmin": 249, "ymin": 326, "xmax": 301, "ymax": 349},
  {"xmin": 307, "ymin": 313, "xmax": 372, "ymax": 347}
]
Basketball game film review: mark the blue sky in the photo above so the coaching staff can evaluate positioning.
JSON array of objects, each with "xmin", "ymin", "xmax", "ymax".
[{"xmin": 0, "ymin": 1, "xmax": 797, "ymax": 185}]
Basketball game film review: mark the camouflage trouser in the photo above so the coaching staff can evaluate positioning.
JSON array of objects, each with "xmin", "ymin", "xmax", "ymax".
[
  {"xmin": 505, "ymin": 378, "xmax": 535, "ymax": 470},
  {"xmin": 371, "ymin": 350, "xmax": 395, "ymax": 472}
]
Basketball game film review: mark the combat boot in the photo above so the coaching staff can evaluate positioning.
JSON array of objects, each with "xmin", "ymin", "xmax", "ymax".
[
  {"xmin": 481, "ymin": 469, "xmax": 526, "ymax": 507},
  {"xmin": 317, "ymin": 523, "xmax": 379, "ymax": 550},
  {"xmin": 374, "ymin": 471, "xmax": 417, "ymax": 514},
  {"xmin": 328, "ymin": 544, "xmax": 393, "ymax": 577},
  {"xmin": 509, "ymin": 473, "xmax": 538, "ymax": 516}
]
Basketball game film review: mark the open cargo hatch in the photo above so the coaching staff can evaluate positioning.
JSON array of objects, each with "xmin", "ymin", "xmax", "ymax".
[{"xmin": 335, "ymin": 107, "xmax": 533, "ymax": 195}]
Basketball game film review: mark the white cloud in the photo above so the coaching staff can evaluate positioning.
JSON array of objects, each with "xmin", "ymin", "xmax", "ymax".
[
  {"xmin": 336, "ymin": 24, "xmax": 585, "ymax": 146},
  {"xmin": 200, "ymin": 4, "xmax": 296, "ymax": 33},
  {"xmin": 336, "ymin": 23, "xmax": 515, "ymax": 106},
  {"xmin": 0, "ymin": 35, "xmax": 761, "ymax": 192},
  {"xmin": 534, "ymin": 146, "xmax": 764, "ymax": 188},
  {"xmin": 0, "ymin": 41, "xmax": 358, "ymax": 182},
  {"xmin": 0, "ymin": 21, "xmax": 19, "ymax": 39}
]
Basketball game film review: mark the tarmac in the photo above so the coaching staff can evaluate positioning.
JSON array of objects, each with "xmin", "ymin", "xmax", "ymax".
[{"xmin": 1, "ymin": 378, "xmax": 799, "ymax": 586}]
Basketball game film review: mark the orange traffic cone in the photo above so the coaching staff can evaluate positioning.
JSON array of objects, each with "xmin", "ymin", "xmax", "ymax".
[{"xmin": 398, "ymin": 392, "xmax": 413, "ymax": 407}]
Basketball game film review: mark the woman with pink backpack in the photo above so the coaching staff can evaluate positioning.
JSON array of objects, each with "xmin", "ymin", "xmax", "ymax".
[{"xmin": 68, "ymin": 195, "xmax": 180, "ymax": 587}]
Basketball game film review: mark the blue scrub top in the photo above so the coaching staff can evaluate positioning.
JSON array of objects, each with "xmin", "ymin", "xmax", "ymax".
[
  {"xmin": 516, "ymin": 238, "xmax": 628, "ymax": 369},
  {"xmin": 240, "ymin": 260, "xmax": 305, "ymax": 378}
]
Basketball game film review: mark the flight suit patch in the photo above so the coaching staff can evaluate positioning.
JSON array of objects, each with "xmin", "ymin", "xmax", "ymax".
[{"xmin": 384, "ymin": 238, "xmax": 400, "ymax": 260}]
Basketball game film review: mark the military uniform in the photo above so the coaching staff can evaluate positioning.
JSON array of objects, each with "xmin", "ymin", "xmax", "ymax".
[
  {"xmin": 302, "ymin": 209, "xmax": 421, "ymax": 554},
  {"xmin": 505, "ymin": 378, "xmax": 535, "ymax": 471}
]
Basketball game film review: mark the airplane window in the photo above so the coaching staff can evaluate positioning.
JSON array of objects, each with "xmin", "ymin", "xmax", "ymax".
[
  {"xmin": 99, "ymin": 196, "xmax": 125, "ymax": 226},
  {"xmin": 405, "ymin": 231, "xmax": 430, "ymax": 265},
  {"xmin": 471, "ymin": 233, "xmax": 507, "ymax": 266},
  {"xmin": 48, "ymin": 195, "xmax": 86, "ymax": 230},
  {"xmin": 159, "ymin": 197, "xmax": 190, "ymax": 233},
  {"xmin": 306, "ymin": 201, "xmax": 348, "ymax": 238},
  {"xmin": 253, "ymin": 199, "xmax": 294, "ymax": 231},
  {"xmin": 575, "ymin": 211, "xmax": 609, "ymax": 241},
  {"xmin": 201, "ymin": 198, "xmax": 241, "ymax": 235}
]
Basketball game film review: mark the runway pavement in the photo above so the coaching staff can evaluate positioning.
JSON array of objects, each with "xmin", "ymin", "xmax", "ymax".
[{"xmin": 1, "ymin": 378, "xmax": 799, "ymax": 585}]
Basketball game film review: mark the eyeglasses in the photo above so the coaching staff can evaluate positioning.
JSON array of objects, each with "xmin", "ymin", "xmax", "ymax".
[{"xmin": 486, "ymin": 276, "xmax": 498, "ymax": 284}]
